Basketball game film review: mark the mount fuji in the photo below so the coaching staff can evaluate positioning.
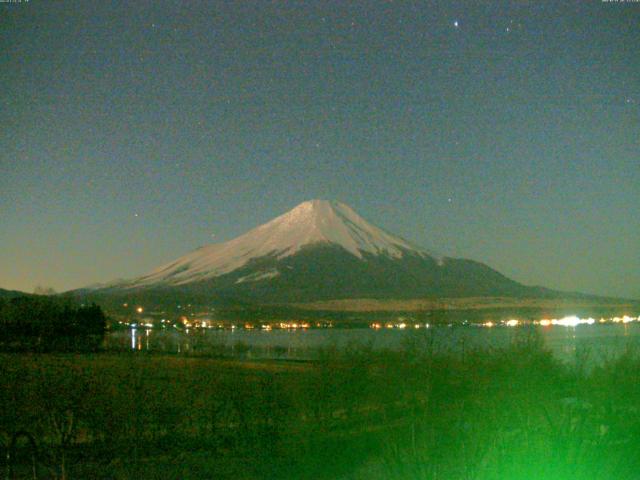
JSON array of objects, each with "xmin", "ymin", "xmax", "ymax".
[{"xmin": 83, "ymin": 200, "xmax": 555, "ymax": 305}]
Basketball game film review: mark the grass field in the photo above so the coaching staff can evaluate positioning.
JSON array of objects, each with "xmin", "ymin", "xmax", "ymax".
[{"xmin": 2, "ymin": 331, "xmax": 640, "ymax": 479}]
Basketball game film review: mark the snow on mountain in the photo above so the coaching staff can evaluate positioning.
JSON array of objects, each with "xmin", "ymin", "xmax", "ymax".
[
  {"xmin": 235, "ymin": 269, "xmax": 280, "ymax": 284},
  {"xmin": 131, "ymin": 200, "xmax": 437, "ymax": 287}
]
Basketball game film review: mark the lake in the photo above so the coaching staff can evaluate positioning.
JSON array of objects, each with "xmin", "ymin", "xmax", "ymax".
[{"xmin": 106, "ymin": 321, "xmax": 640, "ymax": 365}]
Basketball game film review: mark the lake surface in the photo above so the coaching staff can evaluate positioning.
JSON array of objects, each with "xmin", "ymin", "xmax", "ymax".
[{"xmin": 106, "ymin": 322, "xmax": 640, "ymax": 365}]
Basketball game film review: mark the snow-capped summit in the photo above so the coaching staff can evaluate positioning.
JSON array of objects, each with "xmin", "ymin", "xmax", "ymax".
[
  {"xmin": 81, "ymin": 199, "xmax": 550, "ymax": 304},
  {"xmin": 253, "ymin": 199, "xmax": 431, "ymax": 259},
  {"xmin": 132, "ymin": 200, "xmax": 436, "ymax": 287}
]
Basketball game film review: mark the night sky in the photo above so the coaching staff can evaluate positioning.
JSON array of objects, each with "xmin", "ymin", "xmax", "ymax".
[{"xmin": 1, "ymin": 1, "xmax": 638, "ymax": 298}]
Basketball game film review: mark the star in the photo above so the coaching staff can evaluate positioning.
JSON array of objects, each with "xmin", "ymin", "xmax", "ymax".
[{"xmin": 453, "ymin": 20, "xmax": 459, "ymax": 28}]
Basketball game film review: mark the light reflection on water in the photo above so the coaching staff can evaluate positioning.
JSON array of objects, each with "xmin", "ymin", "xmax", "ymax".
[{"xmin": 106, "ymin": 323, "xmax": 640, "ymax": 364}]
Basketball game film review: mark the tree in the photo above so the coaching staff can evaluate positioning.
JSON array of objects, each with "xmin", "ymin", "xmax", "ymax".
[
  {"xmin": 33, "ymin": 285, "xmax": 57, "ymax": 296},
  {"xmin": 0, "ymin": 296, "xmax": 107, "ymax": 351}
]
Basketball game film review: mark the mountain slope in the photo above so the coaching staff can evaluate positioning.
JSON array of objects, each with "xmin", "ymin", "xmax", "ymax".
[
  {"xmin": 163, "ymin": 244, "xmax": 542, "ymax": 303},
  {"xmin": 0, "ymin": 288, "xmax": 31, "ymax": 299},
  {"xmin": 131, "ymin": 200, "xmax": 437, "ymax": 288},
  {"xmin": 85, "ymin": 199, "xmax": 559, "ymax": 304}
]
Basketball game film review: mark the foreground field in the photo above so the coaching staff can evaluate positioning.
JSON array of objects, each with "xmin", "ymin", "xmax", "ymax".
[{"xmin": 2, "ymin": 332, "xmax": 640, "ymax": 479}]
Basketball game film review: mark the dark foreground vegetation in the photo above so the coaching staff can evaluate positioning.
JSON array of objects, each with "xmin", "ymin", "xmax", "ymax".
[
  {"xmin": 0, "ymin": 296, "xmax": 106, "ymax": 352},
  {"xmin": 2, "ymin": 332, "xmax": 640, "ymax": 479}
]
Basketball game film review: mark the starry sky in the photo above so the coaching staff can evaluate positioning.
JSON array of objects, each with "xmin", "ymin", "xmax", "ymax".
[{"xmin": 1, "ymin": 0, "xmax": 638, "ymax": 298}]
